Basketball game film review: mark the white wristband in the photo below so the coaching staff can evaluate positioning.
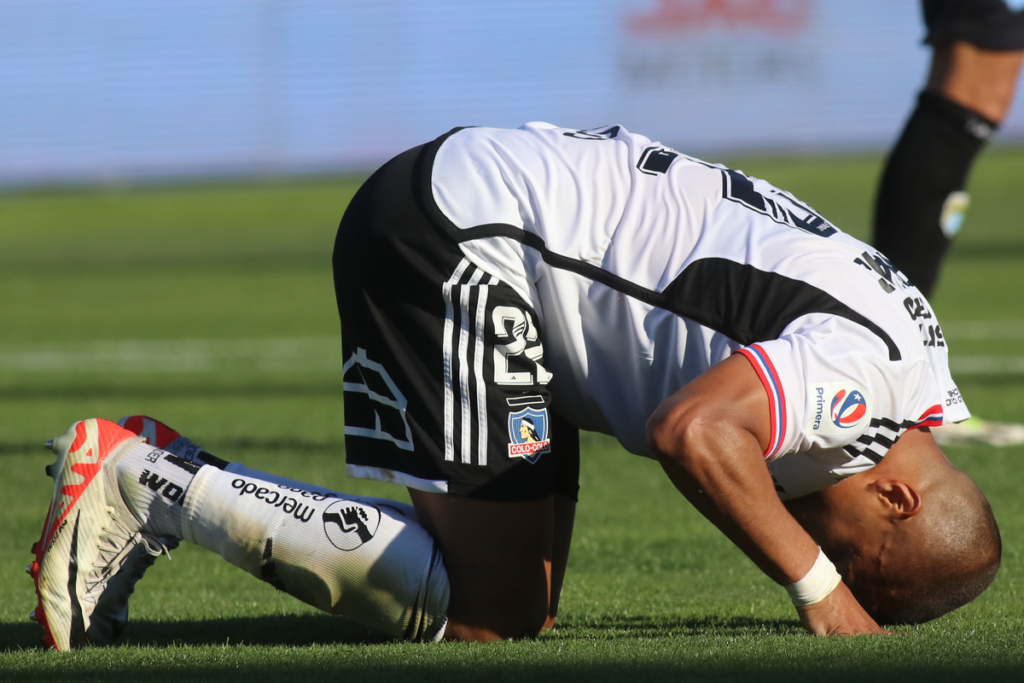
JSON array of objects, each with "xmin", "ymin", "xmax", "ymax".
[{"xmin": 785, "ymin": 547, "xmax": 842, "ymax": 607}]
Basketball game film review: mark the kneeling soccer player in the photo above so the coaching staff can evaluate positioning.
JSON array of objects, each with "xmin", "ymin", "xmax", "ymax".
[{"xmin": 29, "ymin": 123, "xmax": 1001, "ymax": 649}]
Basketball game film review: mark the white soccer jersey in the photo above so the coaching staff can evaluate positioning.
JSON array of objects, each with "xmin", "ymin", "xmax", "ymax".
[{"xmin": 430, "ymin": 123, "xmax": 969, "ymax": 499}]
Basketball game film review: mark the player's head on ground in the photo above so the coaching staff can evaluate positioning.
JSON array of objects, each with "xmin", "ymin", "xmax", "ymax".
[{"xmin": 785, "ymin": 427, "xmax": 1000, "ymax": 624}]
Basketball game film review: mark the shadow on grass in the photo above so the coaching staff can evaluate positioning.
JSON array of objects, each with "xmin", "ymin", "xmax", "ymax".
[
  {"xmin": 4, "ymin": 614, "xmax": 1023, "ymax": 683},
  {"xmin": 0, "ymin": 613, "xmax": 918, "ymax": 650},
  {"xmin": 0, "ymin": 614, "xmax": 808, "ymax": 653},
  {"xmin": 0, "ymin": 612, "xmax": 389, "ymax": 652},
  {"xmin": 553, "ymin": 613, "xmax": 803, "ymax": 637},
  {"xmin": 3, "ymin": 663, "xmax": 1022, "ymax": 683}
]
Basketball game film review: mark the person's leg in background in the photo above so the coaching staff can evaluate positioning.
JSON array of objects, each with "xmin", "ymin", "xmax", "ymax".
[{"xmin": 874, "ymin": 0, "xmax": 1024, "ymax": 297}]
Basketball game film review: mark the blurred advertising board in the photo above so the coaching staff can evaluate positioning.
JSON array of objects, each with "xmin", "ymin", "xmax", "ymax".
[{"xmin": 1, "ymin": 1, "xmax": 1020, "ymax": 185}]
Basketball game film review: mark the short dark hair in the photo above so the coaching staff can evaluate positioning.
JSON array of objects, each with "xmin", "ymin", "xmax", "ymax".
[{"xmin": 851, "ymin": 474, "xmax": 1001, "ymax": 624}]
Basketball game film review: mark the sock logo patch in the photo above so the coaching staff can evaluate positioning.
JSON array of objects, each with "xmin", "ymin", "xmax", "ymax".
[
  {"xmin": 230, "ymin": 479, "xmax": 317, "ymax": 522},
  {"xmin": 139, "ymin": 470, "xmax": 187, "ymax": 506},
  {"xmin": 322, "ymin": 500, "xmax": 381, "ymax": 551},
  {"xmin": 164, "ymin": 454, "xmax": 201, "ymax": 476},
  {"xmin": 940, "ymin": 191, "xmax": 970, "ymax": 238}
]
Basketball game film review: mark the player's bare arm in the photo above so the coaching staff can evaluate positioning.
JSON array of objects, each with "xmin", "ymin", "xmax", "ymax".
[{"xmin": 645, "ymin": 354, "xmax": 886, "ymax": 636}]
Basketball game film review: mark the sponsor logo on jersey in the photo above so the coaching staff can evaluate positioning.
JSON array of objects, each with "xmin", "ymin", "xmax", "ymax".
[
  {"xmin": 322, "ymin": 500, "xmax": 381, "ymax": 551},
  {"xmin": 507, "ymin": 407, "xmax": 551, "ymax": 463},
  {"xmin": 830, "ymin": 389, "xmax": 867, "ymax": 429},
  {"xmin": 945, "ymin": 387, "xmax": 964, "ymax": 407},
  {"xmin": 808, "ymin": 381, "xmax": 870, "ymax": 436}
]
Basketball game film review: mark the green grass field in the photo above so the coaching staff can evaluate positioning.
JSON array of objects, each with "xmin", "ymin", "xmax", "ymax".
[{"xmin": 2, "ymin": 149, "xmax": 1024, "ymax": 681}]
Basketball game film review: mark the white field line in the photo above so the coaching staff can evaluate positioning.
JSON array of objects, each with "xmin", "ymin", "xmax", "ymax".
[
  {"xmin": 941, "ymin": 320, "xmax": 1024, "ymax": 340},
  {"xmin": 949, "ymin": 357, "xmax": 1024, "ymax": 375},
  {"xmin": 940, "ymin": 320, "xmax": 1024, "ymax": 374},
  {"xmin": 2, "ymin": 325, "xmax": 1023, "ymax": 375},
  {"xmin": 0, "ymin": 337, "xmax": 340, "ymax": 373}
]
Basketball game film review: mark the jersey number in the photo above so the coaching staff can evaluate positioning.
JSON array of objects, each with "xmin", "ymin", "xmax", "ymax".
[
  {"xmin": 492, "ymin": 306, "xmax": 553, "ymax": 386},
  {"xmin": 722, "ymin": 169, "xmax": 837, "ymax": 238}
]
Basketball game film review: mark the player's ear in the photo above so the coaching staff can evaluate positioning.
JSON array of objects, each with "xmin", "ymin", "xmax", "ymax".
[{"xmin": 872, "ymin": 479, "xmax": 922, "ymax": 519}]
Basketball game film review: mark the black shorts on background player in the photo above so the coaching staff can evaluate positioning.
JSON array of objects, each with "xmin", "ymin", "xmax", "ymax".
[
  {"xmin": 924, "ymin": 0, "xmax": 1024, "ymax": 51},
  {"xmin": 333, "ymin": 140, "xmax": 579, "ymax": 502}
]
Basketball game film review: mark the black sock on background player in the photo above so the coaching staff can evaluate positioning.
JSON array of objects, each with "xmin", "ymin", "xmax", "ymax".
[{"xmin": 873, "ymin": 90, "xmax": 996, "ymax": 298}]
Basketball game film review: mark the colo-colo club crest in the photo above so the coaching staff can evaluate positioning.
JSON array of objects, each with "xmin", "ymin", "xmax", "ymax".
[{"xmin": 508, "ymin": 407, "xmax": 551, "ymax": 463}]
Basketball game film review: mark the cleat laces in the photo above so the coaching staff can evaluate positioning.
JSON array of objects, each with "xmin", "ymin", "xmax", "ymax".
[{"xmin": 80, "ymin": 512, "xmax": 172, "ymax": 611}]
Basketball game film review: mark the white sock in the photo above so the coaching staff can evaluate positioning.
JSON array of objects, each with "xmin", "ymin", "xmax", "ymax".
[
  {"xmin": 115, "ymin": 443, "xmax": 201, "ymax": 538},
  {"xmin": 168, "ymin": 443, "xmax": 418, "ymax": 521},
  {"xmin": 222, "ymin": 462, "xmax": 418, "ymax": 521},
  {"xmin": 180, "ymin": 468, "xmax": 448, "ymax": 641}
]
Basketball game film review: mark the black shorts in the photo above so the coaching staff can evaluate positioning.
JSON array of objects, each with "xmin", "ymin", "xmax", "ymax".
[
  {"xmin": 923, "ymin": 0, "xmax": 1024, "ymax": 51},
  {"xmin": 332, "ymin": 133, "xmax": 579, "ymax": 502}
]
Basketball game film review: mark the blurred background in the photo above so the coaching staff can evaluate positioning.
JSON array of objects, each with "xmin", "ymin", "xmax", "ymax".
[{"xmin": 5, "ymin": 0, "xmax": 1024, "ymax": 186}]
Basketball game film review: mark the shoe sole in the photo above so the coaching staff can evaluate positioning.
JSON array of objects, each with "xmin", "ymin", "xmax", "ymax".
[{"xmin": 28, "ymin": 422, "xmax": 80, "ymax": 649}]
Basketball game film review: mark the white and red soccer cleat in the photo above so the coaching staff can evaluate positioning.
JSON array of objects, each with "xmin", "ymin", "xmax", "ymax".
[
  {"xmin": 76, "ymin": 416, "xmax": 192, "ymax": 645},
  {"xmin": 29, "ymin": 418, "xmax": 154, "ymax": 650}
]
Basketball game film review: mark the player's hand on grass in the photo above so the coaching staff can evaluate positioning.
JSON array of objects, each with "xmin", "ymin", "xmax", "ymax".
[{"xmin": 796, "ymin": 581, "xmax": 889, "ymax": 636}]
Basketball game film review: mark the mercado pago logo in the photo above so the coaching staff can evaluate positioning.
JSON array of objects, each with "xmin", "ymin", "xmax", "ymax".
[
  {"xmin": 808, "ymin": 381, "xmax": 870, "ymax": 436},
  {"xmin": 322, "ymin": 500, "xmax": 381, "ymax": 551},
  {"xmin": 508, "ymin": 407, "xmax": 551, "ymax": 463}
]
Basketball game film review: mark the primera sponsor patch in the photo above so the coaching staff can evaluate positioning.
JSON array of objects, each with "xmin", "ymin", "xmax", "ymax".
[{"xmin": 808, "ymin": 381, "xmax": 870, "ymax": 436}]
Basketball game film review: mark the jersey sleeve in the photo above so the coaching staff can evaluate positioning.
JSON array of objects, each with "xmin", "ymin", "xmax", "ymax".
[
  {"xmin": 734, "ymin": 343, "xmax": 790, "ymax": 460},
  {"xmin": 735, "ymin": 314, "xmax": 964, "ymax": 463}
]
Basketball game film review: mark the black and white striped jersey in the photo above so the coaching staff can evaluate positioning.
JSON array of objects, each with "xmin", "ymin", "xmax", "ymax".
[{"xmin": 428, "ymin": 122, "xmax": 969, "ymax": 498}]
